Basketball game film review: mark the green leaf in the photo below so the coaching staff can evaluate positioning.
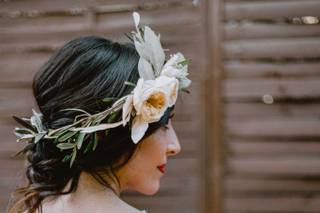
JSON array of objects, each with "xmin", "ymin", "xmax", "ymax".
[
  {"xmin": 17, "ymin": 134, "xmax": 34, "ymax": 143},
  {"xmin": 34, "ymin": 133, "xmax": 46, "ymax": 144},
  {"xmin": 60, "ymin": 108, "xmax": 91, "ymax": 116},
  {"xmin": 69, "ymin": 148, "xmax": 77, "ymax": 168},
  {"xmin": 92, "ymin": 133, "xmax": 98, "ymax": 151},
  {"xmin": 178, "ymin": 59, "xmax": 191, "ymax": 66},
  {"xmin": 84, "ymin": 139, "xmax": 93, "ymax": 154},
  {"xmin": 15, "ymin": 128, "xmax": 34, "ymax": 135},
  {"xmin": 105, "ymin": 129, "xmax": 109, "ymax": 136},
  {"xmin": 62, "ymin": 154, "xmax": 72, "ymax": 163},
  {"xmin": 107, "ymin": 110, "xmax": 120, "ymax": 123},
  {"xmin": 57, "ymin": 131, "xmax": 78, "ymax": 142},
  {"xmin": 56, "ymin": 143, "xmax": 75, "ymax": 150},
  {"xmin": 76, "ymin": 132, "xmax": 86, "ymax": 150},
  {"xmin": 102, "ymin": 97, "xmax": 116, "ymax": 103},
  {"xmin": 31, "ymin": 109, "xmax": 46, "ymax": 133},
  {"xmin": 124, "ymin": 81, "xmax": 136, "ymax": 87}
]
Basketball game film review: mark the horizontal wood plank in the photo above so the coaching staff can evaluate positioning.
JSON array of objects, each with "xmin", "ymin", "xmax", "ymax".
[
  {"xmin": 226, "ymin": 177, "xmax": 320, "ymax": 193},
  {"xmin": 225, "ymin": 102, "xmax": 320, "ymax": 119},
  {"xmin": 224, "ymin": 78, "xmax": 320, "ymax": 100},
  {"xmin": 227, "ymin": 140, "xmax": 320, "ymax": 155},
  {"xmin": 225, "ymin": 0, "xmax": 320, "ymax": 21},
  {"xmin": 225, "ymin": 22, "xmax": 320, "ymax": 40},
  {"xmin": 225, "ymin": 196, "xmax": 320, "ymax": 212},
  {"xmin": 228, "ymin": 157, "xmax": 320, "ymax": 177},
  {"xmin": 224, "ymin": 61, "xmax": 320, "ymax": 78},
  {"xmin": 226, "ymin": 119, "xmax": 320, "ymax": 138},
  {"xmin": 0, "ymin": 0, "xmax": 196, "ymax": 15},
  {"xmin": 224, "ymin": 37, "xmax": 320, "ymax": 59}
]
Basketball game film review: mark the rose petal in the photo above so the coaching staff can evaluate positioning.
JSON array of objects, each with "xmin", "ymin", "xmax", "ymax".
[
  {"xmin": 133, "ymin": 78, "xmax": 145, "ymax": 114},
  {"xmin": 131, "ymin": 115, "xmax": 149, "ymax": 144}
]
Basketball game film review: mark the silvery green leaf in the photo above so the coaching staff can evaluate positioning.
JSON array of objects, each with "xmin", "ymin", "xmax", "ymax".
[
  {"xmin": 122, "ymin": 95, "xmax": 133, "ymax": 126},
  {"xmin": 58, "ymin": 131, "xmax": 77, "ymax": 142},
  {"xmin": 70, "ymin": 148, "xmax": 77, "ymax": 167},
  {"xmin": 102, "ymin": 97, "xmax": 116, "ymax": 103},
  {"xmin": 57, "ymin": 143, "xmax": 75, "ymax": 150},
  {"xmin": 133, "ymin": 12, "xmax": 140, "ymax": 30},
  {"xmin": 138, "ymin": 57, "xmax": 155, "ymax": 80},
  {"xmin": 15, "ymin": 127, "xmax": 34, "ymax": 135},
  {"xmin": 62, "ymin": 155, "xmax": 72, "ymax": 163},
  {"xmin": 92, "ymin": 133, "xmax": 98, "ymax": 151},
  {"xmin": 77, "ymin": 120, "xmax": 123, "ymax": 133},
  {"xmin": 143, "ymin": 26, "xmax": 165, "ymax": 75},
  {"xmin": 76, "ymin": 132, "xmax": 86, "ymax": 150},
  {"xmin": 31, "ymin": 109, "xmax": 46, "ymax": 133},
  {"xmin": 17, "ymin": 134, "xmax": 34, "ymax": 143},
  {"xmin": 107, "ymin": 110, "xmax": 121, "ymax": 123},
  {"xmin": 178, "ymin": 59, "xmax": 191, "ymax": 66},
  {"xmin": 14, "ymin": 132, "xmax": 24, "ymax": 139},
  {"xmin": 133, "ymin": 39, "xmax": 150, "ymax": 61},
  {"xmin": 34, "ymin": 133, "xmax": 46, "ymax": 144},
  {"xmin": 124, "ymin": 81, "xmax": 136, "ymax": 87},
  {"xmin": 60, "ymin": 108, "xmax": 91, "ymax": 116},
  {"xmin": 112, "ymin": 95, "xmax": 127, "ymax": 107}
]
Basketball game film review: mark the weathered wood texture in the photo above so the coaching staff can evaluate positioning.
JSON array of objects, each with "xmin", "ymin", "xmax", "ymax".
[
  {"xmin": 221, "ymin": 0, "xmax": 320, "ymax": 212},
  {"xmin": 0, "ymin": 1, "xmax": 206, "ymax": 213}
]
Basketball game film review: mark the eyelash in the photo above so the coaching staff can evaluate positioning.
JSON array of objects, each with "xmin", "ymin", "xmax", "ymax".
[
  {"xmin": 163, "ymin": 125, "xmax": 170, "ymax": 130},
  {"xmin": 163, "ymin": 113, "xmax": 175, "ymax": 130}
]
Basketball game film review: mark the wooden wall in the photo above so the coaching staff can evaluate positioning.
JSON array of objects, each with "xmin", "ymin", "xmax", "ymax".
[
  {"xmin": 2, "ymin": 0, "xmax": 320, "ymax": 212},
  {"xmin": 220, "ymin": 0, "xmax": 320, "ymax": 212},
  {"xmin": 0, "ymin": 1, "xmax": 207, "ymax": 213}
]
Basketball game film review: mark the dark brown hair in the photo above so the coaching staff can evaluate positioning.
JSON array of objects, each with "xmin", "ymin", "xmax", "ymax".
[{"xmin": 8, "ymin": 36, "xmax": 172, "ymax": 213}]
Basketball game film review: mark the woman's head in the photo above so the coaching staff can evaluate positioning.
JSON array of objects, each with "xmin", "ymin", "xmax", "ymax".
[{"xmin": 10, "ymin": 36, "xmax": 181, "ymax": 212}]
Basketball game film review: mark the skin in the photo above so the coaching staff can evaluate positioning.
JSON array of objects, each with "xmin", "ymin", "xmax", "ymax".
[
  {"xmin": 41, "ymin": 118, "xmax": 181, "ymax": 213},
  {"xmin": 116, "ymin": 118, "xmax": 181, "ymax": 195}
]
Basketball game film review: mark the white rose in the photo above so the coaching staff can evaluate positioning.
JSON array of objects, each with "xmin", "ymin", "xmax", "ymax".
[
  {"xmin": 163, "ymin": 76, "xmax": 179, "ymax": 107},
  {"xmin": 161, "ymin": 52, "xmax": 191, "ymax": 89},
  {"xmin": 131, "ymin": 76, "xmax": 178, "ymax": 143}
]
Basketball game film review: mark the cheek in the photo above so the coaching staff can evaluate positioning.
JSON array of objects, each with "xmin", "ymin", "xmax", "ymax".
[{"xmin": 122, "ymin": 133, "xmax": 167, "ymax": 195}]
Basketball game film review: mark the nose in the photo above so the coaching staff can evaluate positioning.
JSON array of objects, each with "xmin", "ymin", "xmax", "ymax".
[{"xmin": 166, "ymin": 128, "xmax": 181, "ymax": 156}]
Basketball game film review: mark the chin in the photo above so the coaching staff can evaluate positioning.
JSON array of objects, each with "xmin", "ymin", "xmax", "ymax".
[{"xmin": 138, "ymin": 182, "xmax": 160, "ymax": 196}]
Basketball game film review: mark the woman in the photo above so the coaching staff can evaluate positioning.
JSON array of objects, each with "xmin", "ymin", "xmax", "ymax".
[{"xmin": 8, "ymin": 12, "xmax": 191, "ymax": 213}]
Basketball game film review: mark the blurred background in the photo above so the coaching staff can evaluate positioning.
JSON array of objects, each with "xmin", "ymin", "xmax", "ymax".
[{"xmin": 0, "ymin": 0, "xmax": 319, "ymax": 212}]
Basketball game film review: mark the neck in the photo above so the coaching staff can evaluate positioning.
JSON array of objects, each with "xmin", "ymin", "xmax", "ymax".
[{"xmin": 77, "ymin": 171, "xmax": 122, "ymax": 196}]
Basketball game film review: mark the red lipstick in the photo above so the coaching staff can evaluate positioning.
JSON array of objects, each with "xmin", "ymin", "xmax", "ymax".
[{"xmin": 157, "ymin": 164, "xmax": 166, "ymax": 173}]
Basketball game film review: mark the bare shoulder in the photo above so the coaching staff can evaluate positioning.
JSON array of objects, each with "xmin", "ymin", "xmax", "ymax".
[{"xmin": 39, "ymin": 194, "xmax": 144, "ymax": 213}]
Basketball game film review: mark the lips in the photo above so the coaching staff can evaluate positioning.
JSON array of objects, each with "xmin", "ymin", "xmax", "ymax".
[{"xmin": 157, "ymin": 164, "xmax": 166, "ymax": 173}]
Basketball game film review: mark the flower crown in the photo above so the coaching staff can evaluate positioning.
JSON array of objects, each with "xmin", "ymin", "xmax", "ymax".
[{"xmin": 13, "ymin": 12, "xmax": 191, "ymax": 167}]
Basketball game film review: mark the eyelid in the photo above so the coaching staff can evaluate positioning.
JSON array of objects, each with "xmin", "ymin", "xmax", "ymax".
[
  {"xmin": 169, "ymin": 113, "xmax": 175, "ymax": 119},
  {"xmin": 162, "ymin": 124, "xmax": 170, "ymax": 130}
]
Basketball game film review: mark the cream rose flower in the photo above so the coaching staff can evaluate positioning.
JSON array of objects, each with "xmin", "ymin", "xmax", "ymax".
[
  {"xmin": 161, "ymin": 52, "xmax": 191, "ymax": 89},
  {"xmin": 131, "ymin": 76, "xmax": 178, "ymax": 143}
]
